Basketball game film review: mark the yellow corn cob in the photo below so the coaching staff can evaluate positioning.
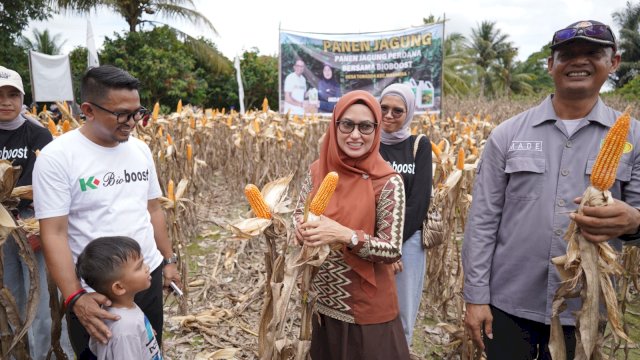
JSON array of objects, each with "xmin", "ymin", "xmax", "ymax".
[
  {"xmin": 590, "ymin": 106, "xmax": 632, "ymax": 191},
  {"xmin": 252, "ymin": 119, "xmax": 260, "ymax": 133},
  {"xmin": 167, "ymin": 179, "xmax": 175, "ymax": 202},
  {"xmin": 31, "ymin": 105, "xmax": 37, "ymax": 115},
  {"xmin": 450, "ymin": 132, "xmax": 457, "ymax": 143},
  {"xmin": 456, "ymin": 147, "xmax": 465, "ymax": 170},
  {"xmin": 262, "ymin": 97, "xmax": 269, "ymax": 113},
  {"xmin": 186, "ymin": 143, "xmax": 193, "ymax": 163},
  {"xmin": 43, "ymin": 104, "xmax": 47, "ymax": 113},
  {"xmin": 176, "ymin": 99, "xmax": 183, "ymax": 113},
  {"xmin": 201, "ymin": 115, "xmax": 207, "ymax": 127},
  {"xmin": 226, "ymin": 116, "xmax": 233, "ymax": 127},
  {"xmin": 157, "ymin": 126, "xmax": 163, "ymax": 138},
  {"xmin": 152, "ymin": 102, "xmax": 159, "ymax": 121},
  {"xmin": 244, "ymin": 184, "xmax": 271, "ymax": 219},
  {"xmin": 166, "ymin": 133, "xmax": 173, "ymax": 145},
  {"xmin": 47, "ymin": 118, "xmax": 58, "ymax": 136},
  {"xmin": 190, "ymin": 116, "xmax": 196, "ymax": 129},
  {"xmin": 62, "ymin": 119, "xmax": 71, "ymax": 133},
  {"xmin": 431, "ymin": 141, "xmax": 442, "ymax": 160},
  {"xmin": 309, "ymin": 171, "xmax": 339, "ymax": 215},
  {"xmin": 437, "ymin": 140, "xmax": 445, "ymax": 152}
]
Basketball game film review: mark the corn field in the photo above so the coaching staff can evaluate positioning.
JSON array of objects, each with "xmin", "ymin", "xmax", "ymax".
[{"xmin": 0, "ymin": 95, "xmax": 638, "ymax": 359}]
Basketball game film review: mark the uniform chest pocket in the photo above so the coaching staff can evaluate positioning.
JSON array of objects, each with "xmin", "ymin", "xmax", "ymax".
[{"xmin": 505, "ymin": 156, "xmax": 546, "ymax": 200}]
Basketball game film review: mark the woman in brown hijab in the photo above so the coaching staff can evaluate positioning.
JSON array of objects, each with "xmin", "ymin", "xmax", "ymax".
[{"xmin": 294, "ymin": 90, "xmax": 410, "ymax": 359}]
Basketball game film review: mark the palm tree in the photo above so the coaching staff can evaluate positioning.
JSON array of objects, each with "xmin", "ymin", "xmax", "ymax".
[
  {"xmin": 21, "ymin": 28, "xmax": 67, "ymax": 55},
  {"xmin": 466, "ymin": 21, "xmax": 512, "ymax": 98},
  {"xmin": 442, "ymin": 33, "xmax": 473, "ymax": 97},
  {"xmin": 491, "ymin": 44, "xmax": 534, "ymax": 98},
  {"xmin": 52, "ymin": 0, "xmax": 227, "ymax": 72},
  {"xmin": 612, "ymin": 1, "xmax": 640, "ymax": 88}
]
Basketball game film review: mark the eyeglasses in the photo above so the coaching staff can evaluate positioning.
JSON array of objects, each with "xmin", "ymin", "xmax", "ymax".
[
  {"xmin": 336, "ymin": 120, "xmax": 377, "ymax": 135},
  {"xmin": 552, "ymin": 24, "xmax": 615, "ymax": 46},
  {"xmin": 380, "ymin": 105, "xmax": 406, "ymax": 118},
  {"xmin": 89, "ymin": 102, "xmax": 150, "ymax": 124}
]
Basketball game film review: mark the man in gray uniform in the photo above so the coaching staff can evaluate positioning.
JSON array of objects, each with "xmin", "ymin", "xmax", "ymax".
[{"xmin": 462, "ymin": 20, "xmax": 640, "ymax": 359}]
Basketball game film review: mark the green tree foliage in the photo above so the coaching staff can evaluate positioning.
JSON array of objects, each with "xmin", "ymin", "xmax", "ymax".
[
  {"xmin": 443, "ymin": 33, "xmax": 473, "ymax": 97},
  {"xmin": 518, "ymin": 44, "xmax": 554, "ymax": 94},
  {"xmin": 69, "ymin": 46, "xmax": 89, "ymax": 102},
  {"xmin": 100, "ymin": 26, "xmax": 208, "ymax": 107},
  {"xmin": 239, "ymin": 50, "xmax": 279, "ymax": 110},
  {"xmin": 615, "ymin": 74, "xmax": 640, "ymax": 99},
  {"xmin": 467, "ymin": 21, "xmax": 512, "ymax": 98},
  {"xmin": 613, "ymin": 1, "xmax": 640, "ymax": 88},
  {"xmin": 52, "ymin": 0, "xmax": 228, "ymax": 73},
  {"xmin": 0, "ymin": 0, "xmax": 51, "ymax": 104},
  {"xmin": 21, "ymin": 28, "xmax": 67, "ymax": 55}
]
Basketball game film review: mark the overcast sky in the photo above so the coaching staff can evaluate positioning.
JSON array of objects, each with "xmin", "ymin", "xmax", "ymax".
[{"xmin": 29, "ymin": 0, "xmax": 630, "ymax": 62}]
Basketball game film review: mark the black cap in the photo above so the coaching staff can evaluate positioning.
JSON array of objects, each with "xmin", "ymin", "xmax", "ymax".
[{"xmin": 550, "ymin": 20, "xmax": 616, "ymax": 51}]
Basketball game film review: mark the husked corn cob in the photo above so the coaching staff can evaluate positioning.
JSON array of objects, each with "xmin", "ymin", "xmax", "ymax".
[
  {"xmin": 262, "ymin": 97, "xmax": 269, "ymax": 113},
  {"xmin": 244, "ymin": 184, "xmax": 272, "ymax": 219},
  {"xmin": 431, "ymin": 141, "xmax": 441, "ymax": 160},
  {"xmin": 309, "ymin": 171, "xmax": 339, "ymax": 215},
  {"xmin": 152, "ymin": 102, "xmax": 160, "ymax": 121},
  {"xmin": 190, "ymin": 116, "xmax": 196, "ymax": 129},
  {"xmin": 167, "ymin": 179, "xmax": 175, "ymax": 202},
  {"xmin": 62, "ymin": 119, "xmax": 71, "ymax": 133},
  {"xmin": 186, "ymin": 144, "xmax": 193, "ymax": 163},
  {"xmin": 590, "ymin": 106, "xmax": 632, "ymax": 191},
  {"xmin": 456, "ymin": 147, "xmax": 465, "ymax": 170},
  {"xmin": 47, "ymin": 118, "xmax": 58, "ymax": 136},
  {"xmin": 253, "ymin": 119, "xmax": 260, "ymax": 133},
  {"xmin": 176, "ymin": 99, "xmax": 183, "ymax": 113},
  {"xmin": 167, "ymin": 134, "xmax": 173, "ymax": 145}
]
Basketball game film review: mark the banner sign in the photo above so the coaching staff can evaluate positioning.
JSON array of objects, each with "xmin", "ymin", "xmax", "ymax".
[
  {"xmin": 279, "ymin": 23, "xmax": 444, "ymax": 115},
  {"xmin": 28, "ymin": 51, "xmax": 74, "ymax": 102}
]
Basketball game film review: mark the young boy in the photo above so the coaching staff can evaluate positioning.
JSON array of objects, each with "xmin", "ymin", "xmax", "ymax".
[{"xmin": 75, "ymin": 236, "xmax": 162, "ymax": 360}]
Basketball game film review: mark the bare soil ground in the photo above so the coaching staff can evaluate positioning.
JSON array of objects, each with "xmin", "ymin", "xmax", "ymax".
[{"xmin": 161, "ymin": 171, "xmax": 640, "ymax": 360}]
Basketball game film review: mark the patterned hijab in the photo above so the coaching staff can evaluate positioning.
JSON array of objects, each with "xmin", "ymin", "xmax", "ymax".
[
  {"xmin": 310, "ymin": 90, "xmax": 396, "ymax": 291},
  {"xmin": 379, "ymin": 83, "xmax": 415, "ymax": 145}
]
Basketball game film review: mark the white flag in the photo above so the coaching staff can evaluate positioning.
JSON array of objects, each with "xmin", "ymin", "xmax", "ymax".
[
  {"xmin": 234, "ymin": 56, "xmax": 245, "ymax": 115},
  {"xmin": 86, "ymin": 20, "xmax": 99, "ymax": 68}
]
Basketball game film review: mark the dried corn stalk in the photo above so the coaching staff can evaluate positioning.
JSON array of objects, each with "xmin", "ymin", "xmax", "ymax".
[{"xmin": 550, "ymin": 106, "xmax": 633, "ymax": 360}]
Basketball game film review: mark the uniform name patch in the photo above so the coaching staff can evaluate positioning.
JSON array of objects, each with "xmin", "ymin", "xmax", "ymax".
[{"xmin": 509, "ymin": 141, "xmax": 542, "ymax": 152}]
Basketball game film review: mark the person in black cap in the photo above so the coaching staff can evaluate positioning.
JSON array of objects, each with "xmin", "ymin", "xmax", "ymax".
[{"xmin": 463, "ymin": 20, "xmax": 640, "ymax": 359}]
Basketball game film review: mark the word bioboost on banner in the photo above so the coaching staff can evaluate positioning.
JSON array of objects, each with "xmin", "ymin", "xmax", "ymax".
[{"xmin": 322, "ymin": 34, "xmax": 432, "ymax": 53}]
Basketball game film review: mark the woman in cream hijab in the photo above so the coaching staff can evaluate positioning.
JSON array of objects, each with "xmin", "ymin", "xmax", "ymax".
[{"xmin": 379, "ymin": 83, "xmax": 432, "ymax": 351}]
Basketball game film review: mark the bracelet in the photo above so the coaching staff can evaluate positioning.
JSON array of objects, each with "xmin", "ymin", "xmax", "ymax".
[
  {"xmin": 64, "ymin": 289, "xmax": 87, "ymax": 309},
  {"xmin": 67, "ymin": 291, "xmax": 87, "ymax": 313}
]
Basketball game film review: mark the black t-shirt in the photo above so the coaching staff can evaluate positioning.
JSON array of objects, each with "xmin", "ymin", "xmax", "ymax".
[
  {"xmin": 0, "ymin": 118, "xmax": 53, "ymax": 190},
  {"xmin": 379, "ymin": 135, "xmax": 432, "ymax": 242}
]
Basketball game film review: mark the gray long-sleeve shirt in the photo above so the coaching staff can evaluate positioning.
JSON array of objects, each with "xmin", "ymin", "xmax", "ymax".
[{"xmin": 462, "ymin": 95, "xmax": 640, "ymax": 326}]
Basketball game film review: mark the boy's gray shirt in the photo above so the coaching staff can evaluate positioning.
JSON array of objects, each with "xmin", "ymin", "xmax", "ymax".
[
  {"xmin": 462, "ymin": 95, "xmax": 640, "ymax": 325},
  {"xmin": 89, "ymin": 305, "xmax": 162, "ymax": 359}
]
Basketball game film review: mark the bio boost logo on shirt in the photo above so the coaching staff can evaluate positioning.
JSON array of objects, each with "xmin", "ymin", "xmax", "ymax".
[{"xmin": 79, "ymin": 169, "xmax": 150, "ymax": 192}]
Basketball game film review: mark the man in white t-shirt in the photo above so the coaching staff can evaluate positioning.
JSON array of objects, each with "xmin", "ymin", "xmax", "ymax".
[
  {"xmin": 33, "ymin": 65, "xmax": 180, "ymax": 359},
  {"xmin": 283, "ymin": 59, "xmax": 308, "ymax": 115}
]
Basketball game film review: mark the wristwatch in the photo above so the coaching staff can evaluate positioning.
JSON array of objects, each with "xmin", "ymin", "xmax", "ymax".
[
  {"xmin": 348, "ymin": 232, "xmax": 358, "ymax": 248},
  {"xmin": 164, "ymin": 253, "xmax": 178, "ymax": 265}
]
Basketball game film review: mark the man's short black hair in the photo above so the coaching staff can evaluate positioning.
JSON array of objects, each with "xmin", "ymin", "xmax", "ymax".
[
  {"xmin": 80, "ymin": 65, "xmax": 140, "ymax": 103},
  {"xmin": 76, "ymin": 236, "xmax": 141, "ymax": 295}
]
